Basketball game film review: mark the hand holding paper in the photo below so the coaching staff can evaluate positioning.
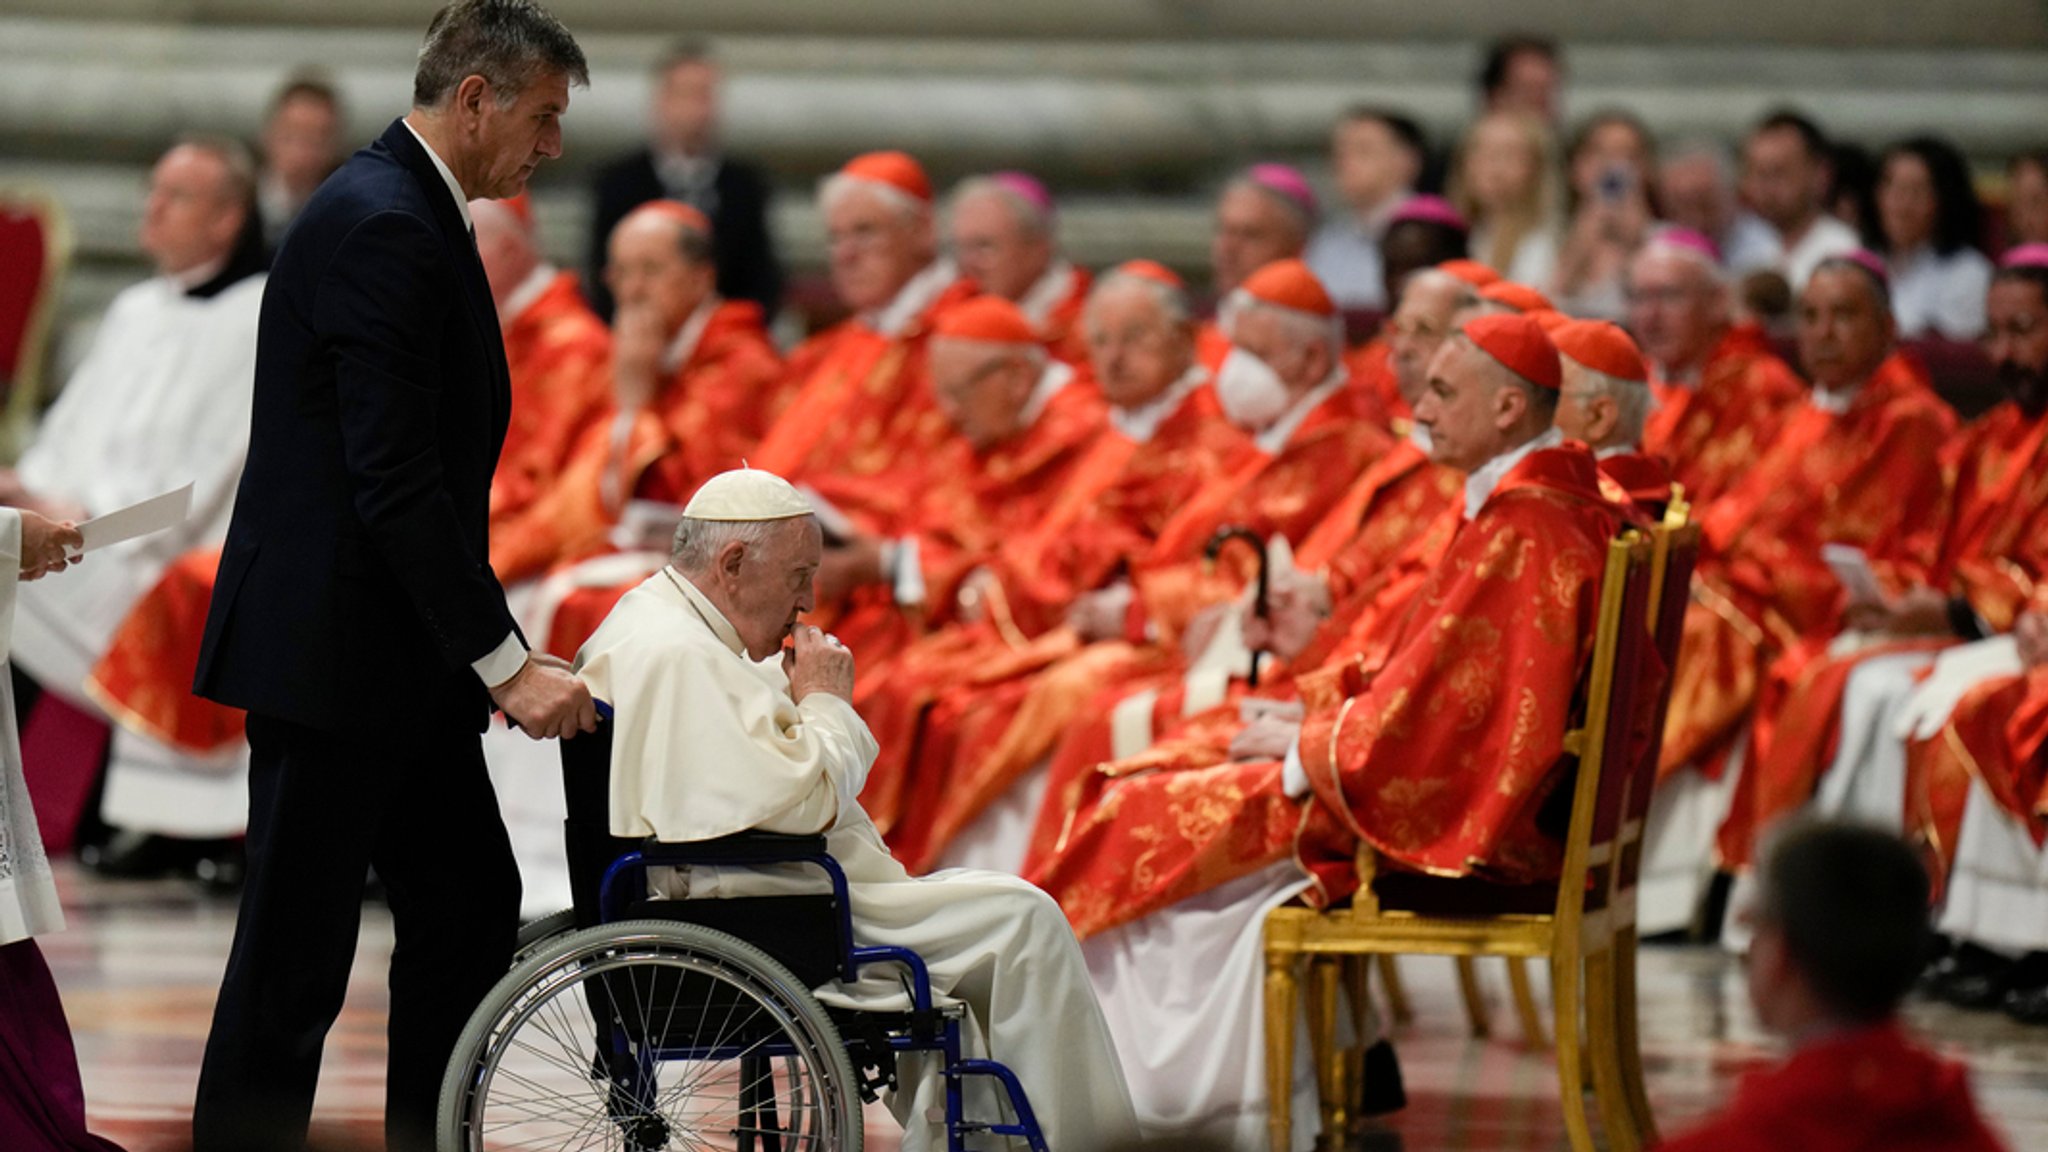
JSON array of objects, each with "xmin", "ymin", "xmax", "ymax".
[{"xmin": 74, "ymin": 482, "xmax": 193, "ymax": 556}]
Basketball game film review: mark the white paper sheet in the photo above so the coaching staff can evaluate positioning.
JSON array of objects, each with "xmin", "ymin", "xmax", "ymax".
[
  {"xmin": 1822, "ymin": 542, "xmax": 1884, "ymax": 606},
  {"xmin": 74, "ymin": 482, "xmax": 192, "ymax": 555}
]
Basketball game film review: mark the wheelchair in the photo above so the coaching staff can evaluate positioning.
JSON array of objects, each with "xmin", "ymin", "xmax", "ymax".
[{"xmin": 437, "ymin": 716, "xmax": 1050, "ymax": 1151}]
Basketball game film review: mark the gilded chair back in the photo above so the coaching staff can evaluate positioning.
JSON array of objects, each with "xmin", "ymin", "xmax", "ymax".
[{"xmin": 0, "ymin": 188, "xmax": 72, "ymax": 462}]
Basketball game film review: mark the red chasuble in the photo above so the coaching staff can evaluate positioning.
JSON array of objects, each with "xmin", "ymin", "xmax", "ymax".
[
  {"xmin": 489, "ymin": 299, "xmax": 787, "ymax": 584},
  {"xmin": 1660, "ymin": 352, "xmax": 1954, "ymax": 782},
  {"xmin": 1032, "ymin": 444, "xmax": 1622, "ymax": 938},
  {"xmin": 1723, "ymin": 400, "xmax": 2048, "ymax": 867},
  {"xmin": 1642, "ymin": 323, "xmax": 1806, "ymax": 506},
  {"xmin": 489, "ymin": 270, "xmax": 613, "ymax": 524}
]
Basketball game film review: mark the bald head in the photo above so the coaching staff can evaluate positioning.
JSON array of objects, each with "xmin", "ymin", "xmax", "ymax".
[{"xmin": 607, "ymin": 204, "xmax": 717, "ymax": 334}]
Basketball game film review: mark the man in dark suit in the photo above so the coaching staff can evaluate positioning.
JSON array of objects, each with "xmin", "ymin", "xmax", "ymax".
[
  {"xmin": 585, "ymin": 40, "xmax": 783, "ymax": 321},
  {"xmin": 189, "ymin": 3, "xmax": 595, "ymax": 1148}
]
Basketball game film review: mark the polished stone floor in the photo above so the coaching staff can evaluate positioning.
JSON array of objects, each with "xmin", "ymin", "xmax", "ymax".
[{"xmin": 41, "ymin": 861, "xmax": 2048, "ymax": 1151}]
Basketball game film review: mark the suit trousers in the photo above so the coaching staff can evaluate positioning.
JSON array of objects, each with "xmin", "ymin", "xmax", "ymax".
[{"xmin": 191, "ymin": 690, "xmax": 519, "ymax": 1152}]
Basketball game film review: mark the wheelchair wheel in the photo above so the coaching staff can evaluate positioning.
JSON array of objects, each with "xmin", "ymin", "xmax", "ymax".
[
  {"xmin": 512, "ymin": 908, "xmax": 575, "ymax": 964},
  {"xmin": 439, "ymin": 919, "xmax": 863, "ymax": 1152}
]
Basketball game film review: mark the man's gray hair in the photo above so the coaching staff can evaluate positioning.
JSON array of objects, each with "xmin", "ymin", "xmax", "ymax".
[
  {"xmin": 413, "ymin": 0, "xmax": 589, "ymax": 110},
  {"xmin": 948, "ymin": 175, "xmax": 1053, "ymax": 241},
  {"xmin": 1569, "ymin": 366, "xmax": 1652, "ymax": 447},
  {"xmin": 1219, "ymin": 291, "xmax": 1345, "ymax": 365},
  {"xmin": 1087, "ymin": 266, "xmax": 1192, "ymax": 328},
  {"xmin": 670, "ymin": 516, "xmax": 785, "ymax": 571},
  {"xmin": 172, "ymin": 133, "xmax": 258, "ymax": 212},
  {"xmin": 818, "ymin": 171, "xmax": 927, "ymax": 221}
]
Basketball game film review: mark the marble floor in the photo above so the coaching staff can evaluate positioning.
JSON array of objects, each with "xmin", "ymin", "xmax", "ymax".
[{"xmin": 40, "ymin": 861, "xmax": 2048, "ymax": 1151}]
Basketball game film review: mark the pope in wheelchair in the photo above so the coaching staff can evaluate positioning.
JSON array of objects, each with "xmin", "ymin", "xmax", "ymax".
[{"xmin": 441, "ymin": 468, "xmax": 1139, "ymax": 1151}]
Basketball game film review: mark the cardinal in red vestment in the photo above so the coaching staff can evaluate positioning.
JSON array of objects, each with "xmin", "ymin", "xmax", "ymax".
[{"xmin": 1032, "ymin": 313, "xmax": 1624, "ymax": 937}]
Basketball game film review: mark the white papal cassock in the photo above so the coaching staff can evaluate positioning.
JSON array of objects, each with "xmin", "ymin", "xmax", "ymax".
[
  {"xmin": 576, "ymin": 566, "xmax": 1140, "ymax": 1152},
  {"xmin": 11, "ymin": 271, "xmax": 261, "ymax": 702}
]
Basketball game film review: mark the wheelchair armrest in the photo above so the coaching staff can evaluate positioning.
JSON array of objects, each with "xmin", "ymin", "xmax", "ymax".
[{"xmin": 640, "ymin": 831, "xmax": 831, "ymax": 866}]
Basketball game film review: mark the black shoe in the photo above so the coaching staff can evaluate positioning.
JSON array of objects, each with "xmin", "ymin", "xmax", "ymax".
[
  {"xmin": 1358, "ymin": 1038, "xmax": 1406, "ymax": 1116},
  {"xmin": 191, "ymin": 840, "xmax": 246, "ymax": 894},
  {"xmin": 79, "ymin": 830, "xmax": 181, "ymax": 878},
  {"xmin": 1925, "ymin": 943, "xmax": 2018, "ymax": 1010},
  {"xmin": 2001, "ymin": 981, "xmax": 2048, "ymax": 1025}
]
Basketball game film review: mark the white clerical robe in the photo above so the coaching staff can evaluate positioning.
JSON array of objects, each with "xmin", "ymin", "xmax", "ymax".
[
  {"xmin": 11, "ymin": 272, "xmax": 263, "ymax": 701},
  {"xmin": 0, "ymin": 511, "xmax": 62, "ymax": 945},
  {"xmin": 576, "ymin": 567, "xmax": 1140, "ymax": 1152}
]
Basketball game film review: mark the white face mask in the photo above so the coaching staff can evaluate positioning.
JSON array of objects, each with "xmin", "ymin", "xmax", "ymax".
[{"xmin": 1215, "ymin": 347, "xmax": 1295, "ymax": 431}]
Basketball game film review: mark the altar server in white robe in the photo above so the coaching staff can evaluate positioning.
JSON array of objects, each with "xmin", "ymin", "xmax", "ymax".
[
  {"xmin": 575, "ymin": 467, "xmax": 1140, "ymax": 1152},
  {"xmin": 0, "ymin": 509, "xmax": 119, "ymax": 1148},
  {"xmin": 4, "ymin": 137, "xmax": 264, "ymax": 703}
]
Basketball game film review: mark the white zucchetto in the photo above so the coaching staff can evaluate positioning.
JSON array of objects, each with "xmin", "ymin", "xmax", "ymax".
[{"xmin": 681, "ymin": 466, "xmax": 815, "ymax": 522}]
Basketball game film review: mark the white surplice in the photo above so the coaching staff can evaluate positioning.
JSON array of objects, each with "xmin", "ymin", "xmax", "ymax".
[
  {"xmin": 11, "ymin": 272, "xmax": 263, "ymax": 702},
  {"xmin": 0, "ymin": 511, "xmax": 63, "ymax": 945},
  {"xmin": 576, "ymin": 567, "xmax": 1140, "ymax": 1152},
  {"xmin": 1080, "ymin": 861, "xmax": 1321, "ymax": 1151}
]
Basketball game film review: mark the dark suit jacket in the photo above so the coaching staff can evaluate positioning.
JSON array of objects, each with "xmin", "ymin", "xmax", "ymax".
[
  {"xmin": 585, "ymin": 148, "xmax": 783, "ymax": 321},
  {"xmin": 196, "ymin": 118, "xmax": 519, "ymax": 732}
]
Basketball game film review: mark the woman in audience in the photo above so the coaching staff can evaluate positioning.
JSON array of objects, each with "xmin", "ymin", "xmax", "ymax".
[
  {"xmin": 1869, "ymin": 135, "xmax": 1993, "ymax": 339},
  {"xmin": 1448, "ymin": 109, "xmax": 1563, "ymax": 288},
  {"xmin": 2007, "ymin": 150, "xmax": 2048, "ymax": 251},
  {"xmin": 1554, "ymin": 109, "xmax": 1660, "ymax": 318}
]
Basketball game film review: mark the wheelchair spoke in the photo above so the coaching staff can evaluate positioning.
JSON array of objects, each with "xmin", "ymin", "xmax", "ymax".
[{"xmin": 459, "ymin": 932, "xmax": 856, "ymax": 1152}]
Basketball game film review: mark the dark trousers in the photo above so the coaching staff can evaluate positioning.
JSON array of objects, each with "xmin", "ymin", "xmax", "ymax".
[{"xmin": 191, "ymin": 698, "xmax": 520, "ymax": 1152}]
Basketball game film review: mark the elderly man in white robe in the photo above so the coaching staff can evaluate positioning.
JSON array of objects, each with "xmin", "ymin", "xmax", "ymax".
[
  {"xmin": 2, "ymin": 136, "xmax": 265, "ymax": 869},
  {"xmin": 575, "ymin": 467, "xmax": 1140, "ymax": 1152}
]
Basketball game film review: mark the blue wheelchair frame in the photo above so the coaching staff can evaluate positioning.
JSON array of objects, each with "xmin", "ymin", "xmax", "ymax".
[{"xmin": 592, "ymin": 834, "xmax": 1049, "ymax": 1151}]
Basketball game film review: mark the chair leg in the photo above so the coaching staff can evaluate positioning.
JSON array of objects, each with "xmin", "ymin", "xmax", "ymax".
[
  {"xmin": 1584, "ymin": 947, "xmax": 1641, "ymax": 1152},
  {"xmin": 1615, "ymin": 931, "xmax": 1660, "ymax": 1146},
  {"xmin": 1508, "ymin": 957, "xmax": 1550, "ymax": 1049},
  {"xmin": 1307, "ymin": 956, "xmax": 1345, "ymax": 1144},
  {"xmin": 1265, "ymin": 947, "xmax": 1299, "ymax": 1152},
  {"xmin": 1373, "ymin": 954, "xmax": 1414, "ymax": 1027},
  {"xmin": 1342, "ymin": 956, "xmax": 1373, "ymax": 1121},
  {"xmin": 1549, "ymin": 951, "xmax": 1598, "ymax": 1152},
  {"xmin": 1455, "ymin": 956, "xmax": 1491, "ymax": 1039}
]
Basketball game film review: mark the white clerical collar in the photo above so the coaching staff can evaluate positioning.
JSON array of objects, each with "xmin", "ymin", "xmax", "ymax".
[
  {"xmin": 1409, "ymin": 422, "xmax": 1433, "ymax": 454},
  {"xmin": 1595, "ymin": 443, "xmax": 1634, "ymax": 459},
  {"xmin": 867, "ymin": 259, "xmax": 958, "ymax": 338},
  {"xmin": 1109, "ymin": 365, "xmax": 1207, "ymax": 444},
  {"xmin": 1254, "ymin": 367, "xmax": 1348, "ymax": 455},
  {"xmin": 661, "ymin": 297, "xmax": 721, "ymax": 374},
  {"xmin": 1019, "ymin": 359, "xmax": 1074, "ymax": 429},
  {"xmin": 1016, "ymin": 259, "xmax": 1077, "ymax": 328},
  {"xmin": 1809, "ymin": 381, "xmax": 1862, "ymax": 415},
  {"xmin": 165, "ymin": 255, "xmax": 228, "ymax": 294},
  {"xmin": 1464, "ymin": 426, "xmax": 1563, "ymax": 520},
  {"xmin": 501, "ymin": 263, "xmax": 558, "ymax": 326},
  {"xmin": 655, "ymin": 149, "xmax": 718, "ymax": 189},
  {"xmin": 662, "ymin": 564, "xmax": 748, "ymax": 659},
  {"xmin": 403, "ymin": 119, "xmax": 473, "ymax": 235}
]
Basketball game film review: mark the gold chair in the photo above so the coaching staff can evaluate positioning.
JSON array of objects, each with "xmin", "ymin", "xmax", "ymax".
[
  {"xmin": 1263, "ymin": 524, "xmax": 1675, "ymax": 1152},
  {"xmin": 0, "ymin": 186, "xmax": 73, "ymax": 463}
]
